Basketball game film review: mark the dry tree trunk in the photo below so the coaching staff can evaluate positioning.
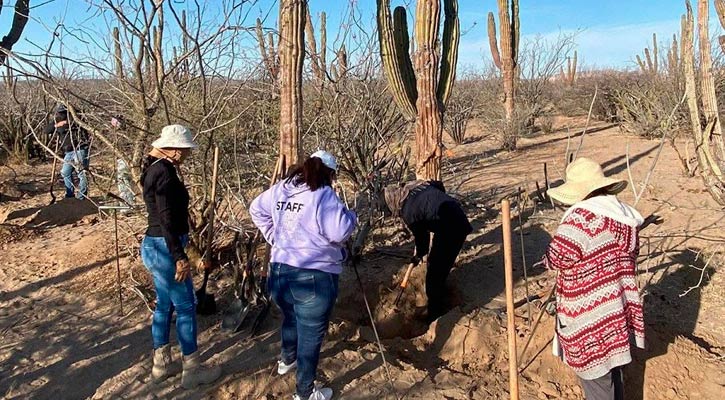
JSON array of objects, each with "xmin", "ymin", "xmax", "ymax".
[{"xmin": 278, "ymin": 0, "xmax": 306, "ymax": 174}]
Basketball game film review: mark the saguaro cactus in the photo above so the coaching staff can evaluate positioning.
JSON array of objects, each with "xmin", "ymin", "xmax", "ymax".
[
  {"xmin": 560, "ymin": 50, "xmax": 577, "ymax": 86},
  {"xmin": 256, "ymin": 18, "xmax": 280, "ymax": 82},
  {"xmin": 278, "ymin": 0, "xmax": 306, "ymax": 173},
  {"xmin": 488, "ymin": 0, "xmax": 519, "ymax": 150},
  {"xmin": 112, "ymin": 27, "xmax": 124, "ymax": 79},
  {"xmin": 636, "ymin": 33, "xmax": 659, "ymax": 74},
  {"xmin": 682, "ymin": 0, "xmax": 725, "ymax": 205},
  {"xmin": 305, "ymin": 9, "xmax": 327, "ymax": 83},
  {"xmin": 0, "ymin": 0, "xmax": 31, "ymax": 67},
  {"xmin": 377, "ymin": 0, "xmax": 460, "ymax": 179}
]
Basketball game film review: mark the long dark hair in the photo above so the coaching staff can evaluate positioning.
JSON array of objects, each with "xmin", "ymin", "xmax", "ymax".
[{"xmin": 286, "ymin": 157, "xmax": 335, "ymax": 191}]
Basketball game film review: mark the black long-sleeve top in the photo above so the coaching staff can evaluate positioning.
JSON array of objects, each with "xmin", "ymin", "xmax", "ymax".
[
  {"xmin": 142, "ymin": 157, "xmax": 190, "ymax": 262},
  {"xmin": 44, "ymin": 120, "xmax": 90, "ymax": 153},
  {"xmin": 400, "ymin": 184, "xmax": 473, "ymax": 257}
]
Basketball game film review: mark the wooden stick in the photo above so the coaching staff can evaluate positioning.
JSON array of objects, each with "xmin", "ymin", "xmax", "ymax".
[
  {"xmin": 501, "ymin": 199, "xmax": 520, "ymax": 400},
  {"xmin": 205, "ymin": 146, "xmax": 220, "ymax": 262},
  {"xmin": 114, "ymin": 209, "xmax": 124, "ymax": 315}
]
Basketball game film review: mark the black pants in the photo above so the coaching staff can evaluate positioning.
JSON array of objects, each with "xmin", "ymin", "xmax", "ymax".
[
  {"xmin": 580, "ymin": 367, "xmax": 624, "ymax": 400},
  {"xmin": 426, "ymin": 203, "xmax": 470, "ymax": 319}
]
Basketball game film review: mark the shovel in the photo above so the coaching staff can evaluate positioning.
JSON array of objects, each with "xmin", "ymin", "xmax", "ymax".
[
  {"xmin": 196, "ymin": 268, "xmax": 217, "ymax": 315},
  {"xmin": 196, "ymin": 146, "xmax": 220, "ymax": 315},
  {"xmin": 393, "ymin": 262, "xmax": 417, "ymax": 307},
  {"xmin": 221, "ymin": 234, "xmax": 257, "ymax": 332}
]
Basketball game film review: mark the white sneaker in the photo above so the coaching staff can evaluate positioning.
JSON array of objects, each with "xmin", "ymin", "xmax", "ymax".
[
  {"xmin": 293, "ymin": 387, "xmax": 333, "ymax": 400},
  {"xmin": 277, "ymin": 359, "xmax": 297, "ymax": 375}
]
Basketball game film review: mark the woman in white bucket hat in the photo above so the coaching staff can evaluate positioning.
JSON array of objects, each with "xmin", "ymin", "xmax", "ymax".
[
  {"xmin": 542, "ymin": 157, "xmax": 645, "ymax": 400},
  {"xmin": 139, "ymin": 125, "xmax": 221, "ymax": 388}
]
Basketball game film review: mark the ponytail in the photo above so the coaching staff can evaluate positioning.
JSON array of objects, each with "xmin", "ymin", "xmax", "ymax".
[{"xmin": 286, "ymin": 157, "xmax": 334, "ymax": 191}]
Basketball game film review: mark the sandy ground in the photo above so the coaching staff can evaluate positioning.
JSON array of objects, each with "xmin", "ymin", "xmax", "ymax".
[{"xmin": 0, "ymin": 120, "xmax": 723, "ymax": 400}]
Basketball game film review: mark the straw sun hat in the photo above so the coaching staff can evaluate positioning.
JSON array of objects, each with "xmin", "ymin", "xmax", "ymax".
[
  {"xmin": 547, "ymin": 157, "xmax": 627, "ymax": 205},
  {"xmin": 152, "ymin": 124, "xmax": 197, "ymax": 149}
]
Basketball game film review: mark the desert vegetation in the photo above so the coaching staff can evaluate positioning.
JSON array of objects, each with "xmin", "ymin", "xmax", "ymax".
[{"xmin": 0, "ymin": 0, "xmax": 723, "ymax": 399}]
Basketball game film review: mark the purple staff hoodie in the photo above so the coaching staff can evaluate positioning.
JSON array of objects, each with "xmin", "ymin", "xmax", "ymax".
[{"xmin": 249, "ymin": 180, "xmax": 357, "ymax": 274}]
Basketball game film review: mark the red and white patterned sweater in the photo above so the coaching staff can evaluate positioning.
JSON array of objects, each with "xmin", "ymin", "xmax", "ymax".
[{"xmin": 544, "ymin": 195, "xmax": 645, "ymax": 380}]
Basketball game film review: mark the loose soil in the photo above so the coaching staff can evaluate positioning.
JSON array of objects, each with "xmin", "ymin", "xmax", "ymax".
[{"xmin": 0, "ymin": 121, "xmax": 722, "ymax": 400}]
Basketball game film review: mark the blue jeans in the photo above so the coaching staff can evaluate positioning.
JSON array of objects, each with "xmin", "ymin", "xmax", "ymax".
[
  {"xmin": 61, "ymin": 149, "xmax": 88, "ymax": 199},
  {"xmin": 141, "ymin": 235, "xmax": 198, "ymax": 355},
  {"xmin": 268, "ymin": 263, "xmax": 339, "ymax": 398}
]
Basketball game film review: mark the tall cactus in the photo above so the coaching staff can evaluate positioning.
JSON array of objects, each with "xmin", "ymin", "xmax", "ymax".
[
  {"xmin": 0, "ymin": 0, "xmax": 30, "ymax": 67},
  {"xmin": 488, "ymin": 0, "xmax": 519, "ymax": 150},
  {"xmin": 112, "ymin": 27, "xmax": 124, "ymax": 80},
  {"xmin": 377, "ymin": 0, "xmax": 459, "ymax": 179},
  {"xmin": 256, "ymin": 18, "xmax": 280, "ymax": 83},
  {"xmin": 560, "ymin": 51, "xmax": 577, "ymax": 86},
  {"xmin": 682, "ymin": 0, "xmax": 725, "ymax": 205},
  {"xmin": 278, "ymin": 0, "xmax": 306, "ymax": 174},
  {"xmin": 636, "ymin": 33, "xmax": 659, "ymax": 74},
  {"xmin": 305, "ymin": 8, "xmax": 327, "ymax": 84}
]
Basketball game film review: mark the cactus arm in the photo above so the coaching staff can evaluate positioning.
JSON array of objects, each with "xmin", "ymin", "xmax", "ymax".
[
  {"xmin": 377, "ymin": 0, "xmax": 417, "ymax": 120},
  {"xmin": 437, "ymin": 0, "xmax": 459, "ymax": 106},
  {"xmin": 393, "ymin": 7, "xmax": 418, "ymax": 108},
  {"xmin": 487, "ymin": 12, "xmax": 502, "ymax": 70},
  {"xmin": 320, "ymin": 12, "xmax": 327, "ymax": 78},
  {"xmin": 511, "ymin": 0, "xmax": 519, "ymax": 65}
]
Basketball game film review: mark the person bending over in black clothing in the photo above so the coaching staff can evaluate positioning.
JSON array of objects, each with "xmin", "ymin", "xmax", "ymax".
[{"xmin": 383, "ymin": 180, "xmax": 473, "ymax": 322}]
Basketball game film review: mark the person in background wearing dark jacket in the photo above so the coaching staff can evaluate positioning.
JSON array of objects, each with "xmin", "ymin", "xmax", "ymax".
[
  {"xmin": 140, "ymin": 124, "xmax": 221, "ymax": 389},
  {"xmin": 383, "ymin": 180, "xmax": 473, "ymax": 322},
  {"xmin": 44, "ymin": 104, "xmax": 91, "ymax": 199}
]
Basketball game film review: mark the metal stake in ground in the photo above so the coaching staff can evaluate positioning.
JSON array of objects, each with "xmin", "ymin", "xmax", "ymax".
[{"xmin": 501, "ymin": 199, "xmax": 520, "ymax": 400}]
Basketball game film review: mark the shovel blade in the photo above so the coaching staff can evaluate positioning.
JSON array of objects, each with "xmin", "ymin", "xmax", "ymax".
[
  {"xmin": 237, "ymin": 301, "xmax": 269, "ymax": 339},
  {"xmin": 196, "ymin": 291, "xmax": 217, "ymax": 315},
  {"xmin": 221, "ymin": 298, "xmax": 250, "ymax": 332}
]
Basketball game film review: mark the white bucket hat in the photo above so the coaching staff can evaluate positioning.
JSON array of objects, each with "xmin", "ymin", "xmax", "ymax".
[
  {"xmin": 152, "ymin": 124, "xmax": 197, "ymax": 149},
  {"xmin": 547, "ymin": 157, "xmax": 627, "ymax": 205},
  {"xmin": 311, "ymin": 150, "xmax": 338, "ymax": 171}
]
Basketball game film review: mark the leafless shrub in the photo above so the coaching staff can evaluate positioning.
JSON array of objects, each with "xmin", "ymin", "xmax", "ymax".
[{"xmin": 444, "ymin": 78, "xmax": 478, "ymax": 144}]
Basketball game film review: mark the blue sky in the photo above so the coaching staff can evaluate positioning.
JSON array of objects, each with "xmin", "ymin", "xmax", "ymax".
[{"xmin": 0, "ymin": 0, "xmax": 715, "ymax": 70}]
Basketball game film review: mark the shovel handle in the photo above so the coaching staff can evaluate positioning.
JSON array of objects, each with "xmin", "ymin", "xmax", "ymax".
[{"xmin": 399, "ymin": 262, "xmax": 415, "ymax": 289}]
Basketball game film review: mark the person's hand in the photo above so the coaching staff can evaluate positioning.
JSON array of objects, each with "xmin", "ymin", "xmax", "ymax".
[
  {"xmin": 197, "ymin": 258, "xmax": 212, "ymax": 273},
  {"xmin": 54, "ymin": 120, "xmax": 68, "ymax": 128},
  {"xmin": 410, "ymin": 254, "xmax": 426, "ymax": 266},
  {"xmin": 175, "ymin": 259, "xmax": 191, "ymax": 282}
]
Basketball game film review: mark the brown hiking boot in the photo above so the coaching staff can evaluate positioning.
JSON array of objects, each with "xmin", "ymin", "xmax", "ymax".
[
  {"xmin": 151, "ymin": 345, "xmax": 172, "ymax": 383},
  {"xmin": 181, "ymin": 352, "xmax": 221, "ymax": 389}
]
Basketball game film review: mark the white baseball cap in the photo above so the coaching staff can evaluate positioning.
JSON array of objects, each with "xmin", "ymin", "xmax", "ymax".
[
  {"xmin": 311, "ymin": 150, "xmax": 338, "ymax": 171},
  {"xmin": 152, "ymin": 124, "xmax": 198, "ymax": 149}
]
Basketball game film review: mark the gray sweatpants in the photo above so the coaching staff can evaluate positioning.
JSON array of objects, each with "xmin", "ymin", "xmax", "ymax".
[{"xmin": 579, "ymin": 367, "xmax": 624, "ymax": 400}]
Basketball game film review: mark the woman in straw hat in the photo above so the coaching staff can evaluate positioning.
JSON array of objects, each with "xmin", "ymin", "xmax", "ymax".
[
  {"xmin": 542, "ymin": 157, "xmax": 645, "ymax": 400},
  {"xmin": 140, "ymin": 125, "xmax": 221, "ymax": 388}
]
